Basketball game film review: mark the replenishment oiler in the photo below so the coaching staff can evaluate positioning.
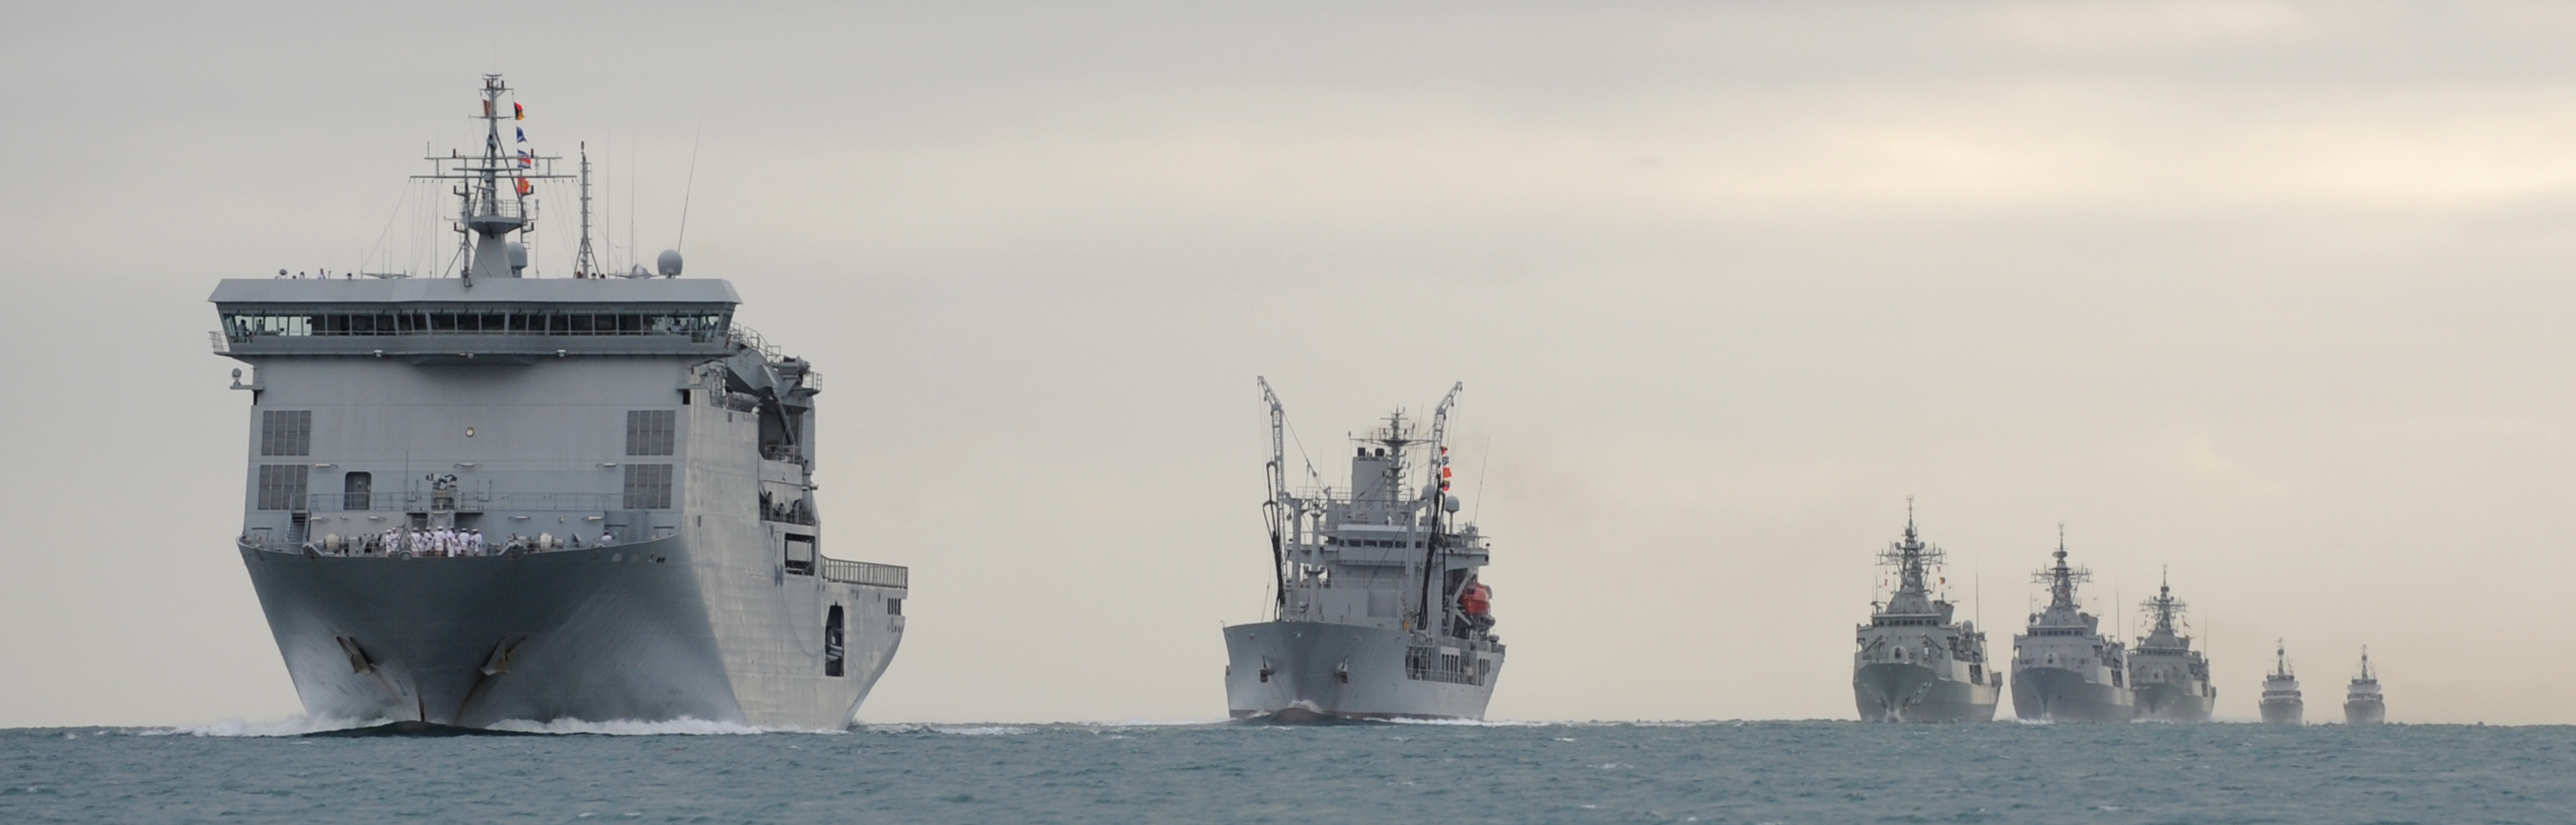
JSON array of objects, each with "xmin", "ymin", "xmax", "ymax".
[
  {"xmin": 2010, "ymin": 531, "xmax": 2134, "ymax": 721},
  {"xmin": 215, "ymin": 76, "xmax": 906, "ymax": 729},
  {"xmin": 2126, "ymin": 571, "xmax": 2215, "ymax": 722},
  {"xmin": 1851, "ymin": 504, "xmax": 1998, "ymax": 722},
  {"xmin": 1222, "ymin": 381, "xmax": 1504, "ymax": 720}
]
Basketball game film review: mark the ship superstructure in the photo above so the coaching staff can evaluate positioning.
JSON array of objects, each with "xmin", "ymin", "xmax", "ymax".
[
  {"xmin": 2260, "ymin": 640, "xmax": 2304, "ymax": 724},
  {"xmin": 2345, "ymin": 648, "xmax": 2384, "ymax": 724},
  {"xmin": 2010, "ymin": 531, "xmax": 2134, "ymax": 721},
  {"xmin": 2127, "ymin": 570, "xmax": 2215, "ymax": 722},
  {"xmin": 1852, "ymin": 503, "xmax": 1998, "ymax": 722},
  {"xmin": 216, "ymin": 76, "xmax": 906, "ymax": 729},
  {"xmin": 1222, "ymin": 380, "xmax": 1504, "ymax": 720}
]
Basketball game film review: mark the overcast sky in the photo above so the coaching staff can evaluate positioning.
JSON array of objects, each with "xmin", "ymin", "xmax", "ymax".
[{"xmin": 9, "ymin": 1, "xmax": 2576, "ymax": 726}]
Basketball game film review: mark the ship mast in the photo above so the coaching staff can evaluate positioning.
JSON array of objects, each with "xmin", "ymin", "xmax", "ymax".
[
  {"xmin": 2033, "ymin": 524, "xmax": 2090, "ymax": 610},
  {"xmin": 414, "ymin": 74, "xmax": 565, "ymax": 282},
  {"xmin": 1875, "ymin": 497, "xmax": 1946, "ymax": 616},
  {"xmin": 575, "ymin": 142, "xmax": 599, "ymax": 277},
  {"xmin": 2142, "ymin": 567, "xmax": 2186, "ymax": 638}
]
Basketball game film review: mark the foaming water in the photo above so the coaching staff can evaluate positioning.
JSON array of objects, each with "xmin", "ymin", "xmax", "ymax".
[
  {"xmin": 6, "ymin": 720, "xmax": 2569, "ymax": 823},
  {"xmin": 146, "ymin": 714, "xmax": 397, "ymax": 738}
]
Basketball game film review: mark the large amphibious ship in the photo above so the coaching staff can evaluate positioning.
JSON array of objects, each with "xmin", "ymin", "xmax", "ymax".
[
  {"xmin": 2344, "ymin": 648, "xmax": 2385, "ymax": 725},
  {"xmin": 1852, "ymin": 505, "xmax": 1998, "ymax": 722},
  {"xmin": 2126, "ymin": 571, "xmax": 2215, "ymax": 722},
  {"xmin": 2260, "ymin": 641, "xmax": 2304, "ymax": 724},
  {"xmin": 2011, "ymin": 533, "xmax": 2134, "ymax": 721},
  {"xmin": 215, "ymin": 76, "xmax": 906, "ymax": 729},
  {"xmin": 1222, "ymin": 381, "xmax": 1504, "ymax": 720}
]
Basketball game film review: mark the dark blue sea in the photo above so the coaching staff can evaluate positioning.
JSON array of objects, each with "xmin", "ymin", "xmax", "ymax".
[{"xmin": 2, "ymin": 719, "xmax": 2565, "ymax": 824}]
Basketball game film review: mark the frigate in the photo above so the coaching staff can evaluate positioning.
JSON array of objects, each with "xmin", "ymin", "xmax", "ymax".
[
  {"xmin": 1222, "ymin": 380, "xmax": 1504, "ymax": 720},
  {"xmin": 2343, "ymin": 647, "xmax": 2384, "ymax": 725},
  {"xmin": 2259, "ymin": 640, "xmax": 2303, "ymax": 724},
  {"xmin": 1852, "ymin": 504, "xmax": 1999, "ymax": 722},
  {"xmin": 2126, "ymin": 571, "xmax": 2215, "ymax": 722},
  {"xmin": 2010, "ymin": 531, "xmax": 2134, "ymax": 721},
  {"xmin": 214, "ymin": 76, "xmax": 906, "ymax": 729}
]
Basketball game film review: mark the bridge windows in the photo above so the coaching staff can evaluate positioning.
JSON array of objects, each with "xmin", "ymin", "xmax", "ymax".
[{"xmin": 221, "ymin": 310, "xmax": 732, "ymax": 342}]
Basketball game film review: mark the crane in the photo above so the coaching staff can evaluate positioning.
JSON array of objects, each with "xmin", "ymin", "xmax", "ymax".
[
  {"xmin": 1416, "ymin": 382, "xmax": 1463, "ymax": 634},
  {"xmin": 1257, "ymin": 377, "xmax": 1291, "ymax": 615}
]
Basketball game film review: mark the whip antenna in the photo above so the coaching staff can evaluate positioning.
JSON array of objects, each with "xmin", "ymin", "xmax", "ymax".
[{"xmin": 676, "ymin": 119, "xmax": 702, "ymax": 251}]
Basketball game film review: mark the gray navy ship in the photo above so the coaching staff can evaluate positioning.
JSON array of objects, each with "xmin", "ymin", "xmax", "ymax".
[
  {"xmin": 216, "ymin": 76, "xmax": 907, "ymax": 729},
  {"xmin": 1222, "ymin": 381, "xmax": 1504, "ymax": 720},
  {"xmin": 2344, "ymin": 648, "xmax": 2385, "ymax": 724},
  {"xmin": 2126, "ymin": 571, "xmax": 2215, "ymax": 722},
  {"xmin": 1852, "ymin": 505, "xmax": 1999, "ymax": 722},
  {"xmin": 2011, "ymin": 533, "xmax": 2134, "ymax": 721},
  {"xmin": 2260, "ymin": 640, "xmax": 2303, "ymax": 724}
]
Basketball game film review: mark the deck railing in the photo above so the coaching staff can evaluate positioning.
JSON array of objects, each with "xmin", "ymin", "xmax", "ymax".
[
  {"xmin": 819, "ymin": 558, "xmax": 907, "ymax": 589},
  {"xmin": 302, "ymin": 491, "xmax": 631, "ymax": 513}
]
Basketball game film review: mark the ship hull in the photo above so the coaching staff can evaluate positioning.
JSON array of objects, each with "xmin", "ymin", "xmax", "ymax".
[
  {"xmin": 2131, "ymin": 682, "xmax": 2213, "ymax": 723},
  {"xmin": 1222, "ymin": 621, "xmax": 1500, "ymax": 720},
  {"xmin": 2260, "ymin": 699, "xmax": 2303, "ymax": 724},
  {"xmin": 239, "ymin": 536, "xmax": 902, "ymax": 729},
  {"xmin": 2011, "ymin": 666, "xmax": 2134, "ymax": 722},
  {"xmin": 1852, "ymin": 663, "xmax": 1999, "ymax": 723},
  {"xmin": 2345, "ymin": 699, "xmax": 2385, "ymax": 725}
]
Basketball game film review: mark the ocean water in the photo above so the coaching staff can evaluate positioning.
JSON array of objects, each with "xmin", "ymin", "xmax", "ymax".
[{"xmin": 2, "ymin": 719, "xmax": 2568, "ymax": 824}]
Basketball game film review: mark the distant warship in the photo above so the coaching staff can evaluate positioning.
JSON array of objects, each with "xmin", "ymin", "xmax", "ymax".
[
  {"xmin": 1221, "ymin": 381, "xmax": 1504, "ymax": 720},
  {"xmin": 2126, "ymin": 571, "xmax": 2214, "ymax": 723},
  {"xmin": 2011, "ymin": 531, "xmax": 2134, "ymax": 721},
  {"xmin": 2260, "ymin": 640, "xmax": 2304, "ymax": 724},
  {"xmin": 1852, "ymin": 503, "xmax": 1998, "ymax": 722},
  {"xmin": 2344, "ymin": 648, "xmax": 2385, "ymax": 725}
]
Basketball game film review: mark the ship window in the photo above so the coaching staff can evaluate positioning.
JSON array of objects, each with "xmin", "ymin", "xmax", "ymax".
[
  {"xmin": 257, "ymin": 465, "xmax": 308, "ymax": 511},
  {"xmin": 785, "ymin": 534, "xmax": 817, "ymax": 576},
  {"xmin": 886, "ymin": 597, "xmax": 902, "ymax": 616},
  {"xmin": 625, "ymin": 410, "xmax": 677, "ymax": 456},
  {"xmin": 621, "ymin": 464, "xmax": 673, "ymax": 510},
  {"xmin": 343, "ymin": 472, "xmax": 372, "ymax": 511},
  {"xmin": 261, "ymin": 410, "xmax": 312, "ymax": 456}
]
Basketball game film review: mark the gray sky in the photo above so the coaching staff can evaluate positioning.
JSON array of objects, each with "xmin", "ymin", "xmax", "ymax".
[{"xmin": 7, "ymin": 1, "xmax": 2576, "ymax": 725}]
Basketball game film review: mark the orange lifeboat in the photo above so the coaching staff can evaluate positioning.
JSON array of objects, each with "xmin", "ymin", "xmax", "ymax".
[{"xmin": 1460, "ymin": 583, "xmax": 1493, "ymax": 615}]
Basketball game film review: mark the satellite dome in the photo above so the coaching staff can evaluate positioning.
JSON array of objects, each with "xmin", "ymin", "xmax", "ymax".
[
  {"xmin": 507, "ymin": 241, "xmax": 529, "ymax": 274},
  {"xmin": 657, "ymin": 249, "xmax": 683, "ymax": 278}
]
